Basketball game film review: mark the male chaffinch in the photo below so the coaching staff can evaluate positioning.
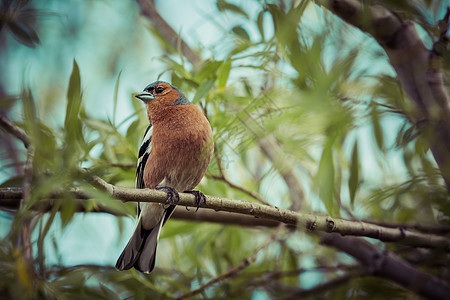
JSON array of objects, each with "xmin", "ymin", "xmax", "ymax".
[{"xmin": 115, "ymin": 81, "xmax": 214, "ymax": 273}]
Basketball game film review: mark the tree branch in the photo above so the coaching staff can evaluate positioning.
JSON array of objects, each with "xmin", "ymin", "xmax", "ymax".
[
  {"xmin": 320, "ymin": 0, "xmax": 450, "ymax": 192},
  {"xmin": 177, "ymin": 224, "xmax": 285, "ymax": 299},
  {"xmin": 321, "ymin": 233, "xmax": 450, "ymax": 300},
  {"xmin": 241, "ymin": 264, "xmax": 358, "ymax": 291},
  {"xmin": 206, "ymin": 173, "xmax": 269, "ymax": 205},
  {"xmin": 0, "ymin": 115, "xmax": 30, "ymax": 148},
  {"xmin": 282, "ymin": 271, "xmax": 366, "ymax": 300},
  {"xmin": 135, "ymin": 0, "xmax": 201, "ymax": 66},
  {"xmin": 1, "ymin": 186, "xmax": 449, "ymax": 251}
]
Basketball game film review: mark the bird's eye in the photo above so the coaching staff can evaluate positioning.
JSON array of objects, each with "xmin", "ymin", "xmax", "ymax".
[{"xmin": 155, "ymin": 87, "xmax": 164, "ymax": 94}]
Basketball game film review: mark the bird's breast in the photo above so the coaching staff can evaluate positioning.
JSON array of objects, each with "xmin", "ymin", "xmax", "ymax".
[{"xmin": 144, "ymin": 105, "xmax": 214, "ymax": 191}]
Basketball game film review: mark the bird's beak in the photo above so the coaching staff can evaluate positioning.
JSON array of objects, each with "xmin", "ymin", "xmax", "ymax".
[{"xmin": 135, "ymin": 92, "xmax": 155, "ymax": 102}]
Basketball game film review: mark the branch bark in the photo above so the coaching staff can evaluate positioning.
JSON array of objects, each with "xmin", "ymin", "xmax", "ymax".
[
  {"xmin": 321, "ymin": 233, "xmax": 450, "ymax": 300},
  {"xmin": 1, "ymin": 186, "xmax": 449, "ymax": 251},
  {"xmin": 136, "ymin": 0, "xmax": 201, "ymax": 66},
  {"xmin": 320, "ymin": 0, "xmax": 450, "ymax": 192}
]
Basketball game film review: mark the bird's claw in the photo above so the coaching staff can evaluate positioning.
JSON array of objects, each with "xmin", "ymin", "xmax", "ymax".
[
  {"xmin": 184, "ymin": 190, "xmax": 206, "ymax": 212},
  {"xmin": 156, "ymin": 186, "xmax": 180, "ymax": 206}
]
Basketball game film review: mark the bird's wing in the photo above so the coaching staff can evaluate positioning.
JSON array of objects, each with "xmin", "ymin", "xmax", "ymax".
[{"xmin": 136, "ymin": 124, "xmax": 153, "ymax": 215}]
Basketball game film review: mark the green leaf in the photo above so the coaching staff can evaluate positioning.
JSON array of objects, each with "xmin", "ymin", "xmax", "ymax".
[
  {"xmin": 192, "ymin": 79, "xmax": 215, "ymax": 103},
  {"xmin": 160, "ymin": 221, "xmax": 196, "ymax": 239},
  {"xmin": 217, "ymin": 59, "xmax": 231, "ymax": 88},
  {"xmin": 64, "ymin": 60, "xmax": 84, "ymax": 148},
  {"xmin": 348, "ymin": 140, "xmax": 359, "ymax": 209},
  {"xmin": 22, "ymin": 88, "xmax": 37, "ymax": 129},
  {"xmin": 60, "ymin": 193, "xmax": 77, "ymax": 227},
  {"xmin": 195, "ymin": 60, "xmax": 222, "ymax": 82},
  {"xmin": 8, "ymin": 20, "xmax": 40, "ymax": 48},
  {"xmin": 257, "ymin": 10, "xmax": 265, "ymax": 41},
  {"xmin": 217, "ymin": 0, "xmax": 249, "ymax": 18},
  {"xmin": 80, "ymin": 183, "xmax": 133, "ymax": 215},
  {"xmin": 316, "ymin": 145, "xmax": 338, "ymax": 216},
  {"xmin": 371, "ymin": 105, "xmax": 385, "ymax": 152},
  {"xmin": 112, "ymin": 71, "xmax": 122, "ymax": 126},
  {"xmin": 232, "ymin": 26, "xmax": 250, "ymax": 41}
]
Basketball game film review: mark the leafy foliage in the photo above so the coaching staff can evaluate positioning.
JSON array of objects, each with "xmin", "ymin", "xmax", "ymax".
[{"xmin": 0, "ymin": 0, "xmax": 449, "ymax": 299}]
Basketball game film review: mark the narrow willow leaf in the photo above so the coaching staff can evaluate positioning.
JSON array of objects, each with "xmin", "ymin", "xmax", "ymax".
[
  {"xmin": 64, "ymin": 60, "xmax": 84, "ymax": 150},
  {"xmin": 195, "ymin": 60, "xmax": 222, "ymax": 82},
  {"xmin": 8, "ymin": 21, "xmax": 40, "ymax": 48},
  {"xmin": 65, "ymin": 60, "xmax": 81, "ymax": 128},
  {"xmin": 371, "ymin": 105, "xmax": 385, "ymax": 152},
  {"xmin": 232, "ymin": 26, "xmax": 250, "ymax": 41},
  {"xmin": 22, "ymin": 88, "xmax": 36, "ymax": 129},
  {"xmin": 60, "ymin": 193, "xmax": 77, "ymax": 227},
  {"xmin": 217, "ymin": 0, "xmax": 249, "ymax": 18},
  {"xmin": 349, "ymin": 140, "xmax": 359, "ymax": 209},
  {"xmin": 217, "ymin": 59, "xmax": 231, "ymax": 88},
  {"xmin": 257, "ymin": 10, "xmax": 265, "ymax": 40},
  {"xmin": 39, "ymin": 201, "xmax": 60, "ymax": 242},
  {"xmin": 316, "ymin": 145, "xmax": 338, "ymax": 216},
  {"xmin": 192, "ymin": 79, "xmax": 215, "ymax": 103},
  {"xmin": 113, "ymin": 71, "xmax": 122, "ymax": 127}
]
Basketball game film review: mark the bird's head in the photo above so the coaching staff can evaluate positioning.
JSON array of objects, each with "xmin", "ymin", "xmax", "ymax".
[{"xmin": 135, "ymin": 81, "xmax": 190, "ymax": 107}]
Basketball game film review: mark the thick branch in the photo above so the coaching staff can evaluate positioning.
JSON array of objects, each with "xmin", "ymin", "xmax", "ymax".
[
  {"xmin": 259, "ymin": 135, "xmax": 305, "ymax": 211},
  {"xmin": 321, "ymin": 0, "xmax": 450, "ymax": 191},
  {"xmin": 136, "ymin": 0, "xmax": 201, "ymax": 66},
  {"xmin": 321, "ymin": 233, "xmax": 450, "ymax": 300},
  {"xmin": 0, "ymin": 115, "xmax": 30, "ymax": 148},
  {"xmin": 1, "ymin": 186, "xmax": 449, "ymax": 251}
]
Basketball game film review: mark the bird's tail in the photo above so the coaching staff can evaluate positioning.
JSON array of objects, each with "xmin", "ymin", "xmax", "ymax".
[{"xmin": 115, "ymin": 216, "xmax": 163, "ymax": 273}]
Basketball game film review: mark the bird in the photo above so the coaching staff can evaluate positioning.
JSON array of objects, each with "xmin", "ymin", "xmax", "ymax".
[{"xmin": 115, "ymin": 81, "xmax": 214, "ymax": 273}]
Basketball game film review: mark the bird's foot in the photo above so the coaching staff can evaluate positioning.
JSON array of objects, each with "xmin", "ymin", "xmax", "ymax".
[
  {"xmin": 184, "ymin": 190, "xmax": 206, "ymax": 212},
  {"xmin": 156, "ymin": 186, "xmax": 180, "ymax": 206}
]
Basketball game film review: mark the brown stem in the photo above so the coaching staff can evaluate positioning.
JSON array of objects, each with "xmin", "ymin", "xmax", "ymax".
[
  {"xmin": 321, "ymin": 233, "xmax": 450, "ymax": 300},
  {"xmin": 135, "ymin": 0, "xmax": 201, "ymax": 66},
  {"xmin": 321, "ymin": 0, "xmax": 450, "ymax": 192},
  {"xmin": 282, "ymin": 271, "xmax": 366, "ymax": 300},
  {"xmin": 177, "ymin": 224, "xmax": 285, "ymax": 299},
  {"xmin": 1, "ymin": 186, "xmax": 450, "ymax": 251}
]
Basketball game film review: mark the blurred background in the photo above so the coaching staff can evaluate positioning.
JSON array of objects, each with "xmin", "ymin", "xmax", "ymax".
[{"xmin": 0, "ymin": 0, "xmax": 449, "ymax": 299}]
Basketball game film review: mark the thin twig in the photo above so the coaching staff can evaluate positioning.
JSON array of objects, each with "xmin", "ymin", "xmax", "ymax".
[
  {"xmin": 209, "ymin": 144, "xmax": 269, "ymax": 205},
  {"xmin": 177, "ymin": 224, "xmax": 286, "ymax": 299},
  {"xmin": 108, "ymin": 162, "xmax": 135, "ymax": 169},
  {"xmin": 0, "ymin": 115, "xmax": 37, "ymax": 281},
  {"xmin": 243, "ymin": 264, "xmax": 359, "ymax": 290},
  {"xmin": 282, "ymin": 271, "xmax": 366, "ymax": 300},
  {"xmin": 206, "ymin": 173, "xmax": 269, "ymax": 205},
  {"xmin": 0, "ymin": 115, "xmax": 30, "ymax": 148}
]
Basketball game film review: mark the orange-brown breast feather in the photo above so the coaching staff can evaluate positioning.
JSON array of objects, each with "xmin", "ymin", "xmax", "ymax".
[{"xmin": 144, "ymin": 104, "xmax": 213, "ymax": 191}]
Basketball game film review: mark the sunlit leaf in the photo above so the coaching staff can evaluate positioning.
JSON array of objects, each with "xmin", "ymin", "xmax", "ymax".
[
  {"xmin": 316, "ymin": 145, "xmax": 338, "ymax": 216},
  {"xmin": 192, "ymin": 79, "xmax": 215, "ymax": 103},
  {"xmin": 63, "ymin": 59, "xmax": 86, "ymax": 163},
  {"xmin": 370, "ymin": 105, "xmax": 385, "ymax": 153},
  {"xmin": 349, "ymin": 140, "xmax": 359, "ymax": 209},
  {"xmin": 257, "ymin": 10, "xmax": 265, "ymax": 40},
  {"xmin": 195, "ymin": 60, "xmax": 221, "ymax": 82},
  {"xmin": 112, "ymin": 71, "xmax": 122, "ymax": 126},
  {"xmin": 232, "ymin": 26, "xmax": 250, "ymax": 41},
  {"xmin": 60, "ymin": 194, "xmax": 77, "ymax": 227},
  {"xmin": 217, "ymin": 0, "xmax": 249, "ymax": 18},
  {"xmin": 217, "ymin": 59, "xmax": 231, "ymax": 88}
]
